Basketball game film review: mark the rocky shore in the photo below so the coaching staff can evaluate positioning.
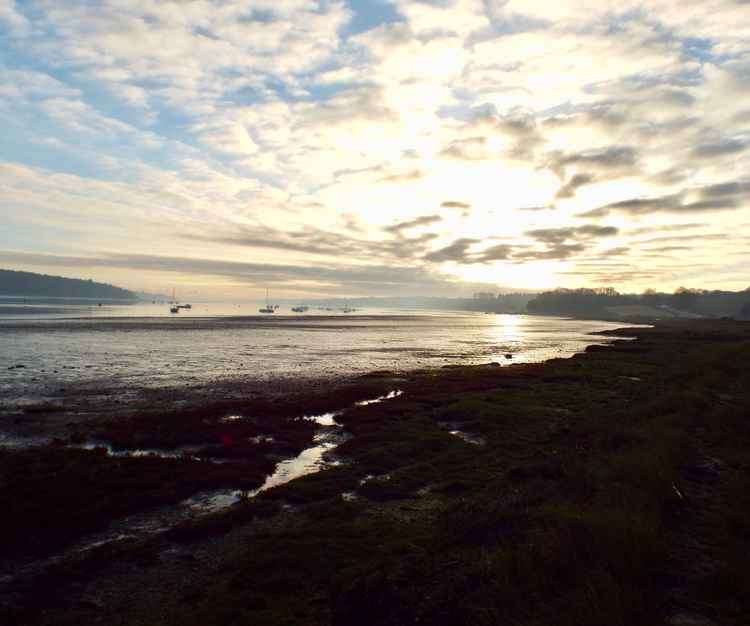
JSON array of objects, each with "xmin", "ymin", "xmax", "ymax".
[{"xmin": 2, "ymin": 319, "xmax": 749, "ymax": 626}]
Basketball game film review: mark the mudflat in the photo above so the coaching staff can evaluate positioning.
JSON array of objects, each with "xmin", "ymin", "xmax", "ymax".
[{"xmin": 2, "ymin": 319, "xmax": 749, "ymax": 626}]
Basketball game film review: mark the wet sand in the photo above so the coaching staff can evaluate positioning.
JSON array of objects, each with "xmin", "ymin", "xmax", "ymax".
[{"xmin": 0, "ymin": 313, "xmax": 635, "ymax": 432}]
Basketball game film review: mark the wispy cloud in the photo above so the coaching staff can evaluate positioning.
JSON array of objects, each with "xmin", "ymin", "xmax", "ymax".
[{"xmin": 0, "ymin": 0, "xmax": 748, "ymax": 294}]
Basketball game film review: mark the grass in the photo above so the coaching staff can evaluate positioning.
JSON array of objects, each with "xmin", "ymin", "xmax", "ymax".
[
  {"xmin": 0, "ymin": 446, "xmax": 274, "ymax": 558},
  {"xmin": 4, "ymin": 319, "xmax": 750, "ymax": 625}
]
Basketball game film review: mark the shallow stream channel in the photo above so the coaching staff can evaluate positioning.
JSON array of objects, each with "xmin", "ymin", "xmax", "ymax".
[{"xmin": 0, "ymin": 390, "xmax": 405, "ymax": 591}]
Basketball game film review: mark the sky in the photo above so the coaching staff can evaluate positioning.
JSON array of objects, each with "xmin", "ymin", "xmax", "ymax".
[{"xmin": 0, "ymin": 0, "xmax": 748, "ymax": 299}]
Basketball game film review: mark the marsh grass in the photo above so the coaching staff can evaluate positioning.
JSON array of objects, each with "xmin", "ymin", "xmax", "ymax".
[{"xmin": 7, "ymin": 321, "xmax": 750, "ymax": 626}]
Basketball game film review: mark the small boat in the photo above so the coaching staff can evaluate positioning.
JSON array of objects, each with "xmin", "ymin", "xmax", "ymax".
[
  {"xmin": 291, "ymin": 305, "xmax": 309, "ymax": 313},
  {"xmin": 259, "ymin": 288, "xmax": 276, "ymax": 314},
  {"xmin": 169, "ymin": 288, "xmax": 179, "ymax": 314},
  {"xmin": 180, "ymin": 303, "xmax": 192, "ymax": 310}
]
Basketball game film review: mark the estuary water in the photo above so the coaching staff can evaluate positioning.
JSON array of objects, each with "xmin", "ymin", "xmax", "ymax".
[{"xmin": 0, "ymin": 300, "xmax": 631, "ymax": 412}]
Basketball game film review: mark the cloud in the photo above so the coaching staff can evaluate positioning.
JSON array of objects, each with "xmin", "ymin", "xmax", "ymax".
[
  {"xmin": 440, "ymin": 136, "xmax": 492, "ymax": 160},
  {"xmin": 518, "ymin": 205, "xmax": 555, "ymax": 211},
  {"xmin": 691, "ymin": 137, "xmax": 748, "ymax": 158},
  {"xmin": 423, "ymin": 238, "xmax": 480, "ymax": 262},
  {"xmin": 0, "ymin": 250, "xmax": 485, "ymax": 296},
  {"xmin": 547, "ymin": 146, "xmax": 638, "ymax": 178},
  {"xmin": 0, "ymin": 0, "xmax": 29, "ymax": 35},
  {"xmin": 580, "ymin": 180, "xmax": 748, "ymax": 217},
  {"xmin": 513, "ymin": 243, "xmax": 586, "ymax": 260},
  {"xmin": 377, "ymin": 169, "xmax": 425, "ymax": 183},
  {"xmin": 627, "ymin": 222, "xmax": 706, "ymax": 235},
  {"xmin": 476, "ymin": 243, "xmax": 514, "ymax": 262},
  {"xmin": 600, "ymin": 246, "xmax": 629, "ymax": 257},
  {"xmin": 637, "ymin": 233, "xmax": 729, "ymax": 245},
  {"xmin": 439, "ymin": 200, "xmax": 472, "ymax": 217},
  {"xmin": 420, "ymin": 223, "xmax": 618, "ymax": 266},
  {"xmin": 2, "ymin": 0, "xmax": 750, "ymax": 294},
  {"xmin": 645, "ymin": 246, "xmax": 693, "ymax": 252},
  {"xmin": 525, "ymin": 225, "xmax": 619, "ymax": 244},
  {"xmin": 186, "ymin": 221, "xmax": 441, "ymax": 262},
  {"xmin": 384, "ymin": 214, "xmax": 443, "ymax": 234},
  {"xmin": 555, "ymin": 172, "xmax": 596, "ymax": 199}
]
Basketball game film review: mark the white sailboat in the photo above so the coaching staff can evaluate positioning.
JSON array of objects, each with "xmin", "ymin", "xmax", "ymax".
[
  {"xmin": 169, "ymin": 288, "xmax": 179, "ymax": 314},
  {"xmin": 259, "ymin": 288, "xmax": 275, "ymax": 314}
]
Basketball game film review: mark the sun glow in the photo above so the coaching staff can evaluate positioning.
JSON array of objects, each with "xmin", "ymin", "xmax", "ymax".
[{"xmin": 451, "ymin": 260, "xmax": 566, "ymax": 291}]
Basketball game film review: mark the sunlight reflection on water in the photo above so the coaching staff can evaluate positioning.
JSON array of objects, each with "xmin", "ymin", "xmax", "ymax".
[{"xmin": 0, "ymin": 311, "xmax": 633, "ymax": 411}]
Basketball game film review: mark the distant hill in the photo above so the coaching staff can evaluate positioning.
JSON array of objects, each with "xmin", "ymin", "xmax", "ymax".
[{"xmin": 0, "ymin": 269, "xmax": 138, "ymax": 300}]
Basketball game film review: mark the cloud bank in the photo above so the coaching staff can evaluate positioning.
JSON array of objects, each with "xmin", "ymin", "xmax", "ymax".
[{"xmin": 0, "ymin": 0, "xmax": 748, "ymax": 295}]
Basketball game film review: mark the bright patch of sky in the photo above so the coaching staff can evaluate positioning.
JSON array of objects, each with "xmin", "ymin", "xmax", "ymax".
[{"xmin": 0, "ymin": 0, "xmax": 748, "ymax": 297}]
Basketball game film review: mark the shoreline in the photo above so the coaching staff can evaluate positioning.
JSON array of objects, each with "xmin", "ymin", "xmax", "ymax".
[
  {"xmin": 0, "ymin": 314, "xmax": 632, "ymax": 441},
  {"xmin": 2, "ymin": 319, "xmax": 749, "ymax": 625}
]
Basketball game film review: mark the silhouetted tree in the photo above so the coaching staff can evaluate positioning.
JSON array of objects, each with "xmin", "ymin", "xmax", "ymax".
[
  {"xmin": 672, "ymin": 287, "xmax": 702, "ymax": 311},
  {"xmin": 526, "ymin": 288, "xmax": 633, "ymax": 316},
  {"xmin": 0, "ymin": 269, "xmax": 136, "ymax": 300}
]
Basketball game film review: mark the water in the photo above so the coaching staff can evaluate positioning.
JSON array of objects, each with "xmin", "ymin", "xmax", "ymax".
[
  {"xmin": 0, "ymin": 298, "xmax": 373, "ymax": 320},
  {"xmin": 0, "ymin": 301, "xmax": 632, "ymax": 412},
  {"xmin": 0, "ymin": 396, "xmax": 397, "ymax": 586},
  {"xmin": 185, "ymin": 390, "xmax": 404, "ymax": 514}
]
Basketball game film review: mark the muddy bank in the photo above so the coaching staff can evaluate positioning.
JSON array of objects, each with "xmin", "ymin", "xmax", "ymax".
[
  {"xmin": 0, "ymin": 371, "xmax": 391, "ymax": 440},
  {"xmin": 0, "ymin": 376, "xmax": 406, "ymax": 562},
  {"xmin": 0, "ymin": 314, "xmax": 635, "ymax": 438},
  {"xmin": 2, "ymin": 320, "xmax": 749, "ymax": 626}
]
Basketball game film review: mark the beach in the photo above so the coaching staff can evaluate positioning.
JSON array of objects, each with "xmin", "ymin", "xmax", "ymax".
[
  {"xmin": 1, "ymin": 319, "xmax": 749, "ymax": 625},
  {"xmin": 0, "ymin": 310, "xmax": 628, "ymax": 438}
]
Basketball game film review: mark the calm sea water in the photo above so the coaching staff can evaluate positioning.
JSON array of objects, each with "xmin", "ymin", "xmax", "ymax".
[{"xmin": 0, "ymin": 300, "xmax": 631, "ymax": 410}]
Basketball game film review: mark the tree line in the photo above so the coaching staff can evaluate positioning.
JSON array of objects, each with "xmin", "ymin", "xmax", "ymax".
[
  {"xmin": 0, "ymin": 269, "xmax": 137, "ymax": 300},
  {"xmin": 526, "ymin": 287, "xmax": 750, "ymax": 319}
]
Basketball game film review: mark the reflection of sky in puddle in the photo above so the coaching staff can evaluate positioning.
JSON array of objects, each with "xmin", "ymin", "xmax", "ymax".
[
  {"xmin": 252, "ymin": 440, "xmax": 338, "ymax": 494},
  {"xmin": 185, "ymin": 391, "xmax": 403, "ymax": 514},
  {"xmin": 301, "ymin": 411, "xmax": 340, "ymax": 426},
  {"xmin": 76, "ymin": 442, "xmax": 205, "ymax": 460},
  {"xmin": 448, "ymin": 430, "xmax": 485, "ymax": 446},
  {"xmin": 184, "ymin": 433, "xmax": 340, "ymax": 513},
  {"xmin": 0, "ymin": 435, "xmax": 222, "ymax": 463},
  {"xmin": 359, "ymin": 473, "xmax": 390, "ymax": 486},
  {"xmin": 7, "ymin": 390, "xmax": 406, "ymax": 567},
  {"xmin": 249, "ymin": 435, "xmax": 275, "ymax": 444},
  {"xmin": 355, "ymin": 390, "xmax": 403, "ymax": 406},
  {"xmin": 220, "ymin": 414, "xmax": 245, "ymax": 423}
]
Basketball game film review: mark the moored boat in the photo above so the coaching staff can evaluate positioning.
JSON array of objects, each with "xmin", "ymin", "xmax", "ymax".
[{"xmin": 259, "ymin": 288, "xmax": 276, "ymax": 314}]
